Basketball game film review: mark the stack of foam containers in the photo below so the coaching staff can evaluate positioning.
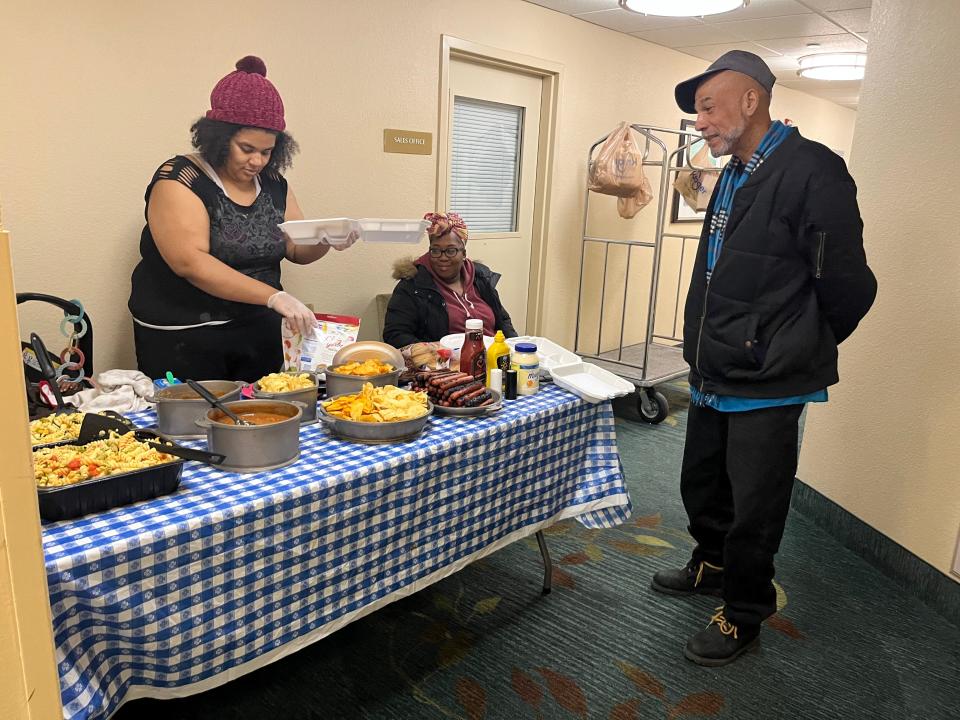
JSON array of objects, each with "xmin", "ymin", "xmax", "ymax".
[{"xmin": 505, "ymin": 336, "xmax": 634, "ymax": 404}]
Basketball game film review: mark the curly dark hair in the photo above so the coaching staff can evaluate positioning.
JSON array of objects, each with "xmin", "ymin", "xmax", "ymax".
[{"xmin": 189, "ymin": 117, "xmax": 299, "ymax": 173}]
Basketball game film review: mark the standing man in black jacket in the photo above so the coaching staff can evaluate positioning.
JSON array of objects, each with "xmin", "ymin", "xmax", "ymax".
[{"xmin": 651, "ymin": 51, "xmax": 877, "ymax": 666}]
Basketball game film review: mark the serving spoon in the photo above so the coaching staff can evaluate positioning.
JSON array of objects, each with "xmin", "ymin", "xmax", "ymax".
[{"xmin": 186, "ymin": 379, "xmax": 253, "ymax": 426}]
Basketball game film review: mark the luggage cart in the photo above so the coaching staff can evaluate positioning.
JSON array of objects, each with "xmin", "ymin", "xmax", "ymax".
[{"xmin": 574, "ymin": 124, "xmax": 714, "ymax": 423}]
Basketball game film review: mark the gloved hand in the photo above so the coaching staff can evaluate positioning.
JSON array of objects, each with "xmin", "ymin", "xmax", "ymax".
[
  {"xmin": 322, "ymin": 229, "xmax": 359, "ymax": 251},
  {"xmin": 267, "ymin": 291, "xmax": 316, "ymax": 338}
]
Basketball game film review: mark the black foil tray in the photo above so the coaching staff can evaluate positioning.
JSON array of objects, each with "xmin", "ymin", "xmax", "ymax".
[{"xmin": 36, "ymin": 447, "xmax": 184, "ymax": 522}]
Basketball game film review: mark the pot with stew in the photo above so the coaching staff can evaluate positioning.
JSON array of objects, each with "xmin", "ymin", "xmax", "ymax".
[
  {"xmin": 195, "ymin": 399, "xmax": 303, "ymax": 473},
  {"xmin": 151, "ymin": 380, "xmax": 244, "ymax": 438}
]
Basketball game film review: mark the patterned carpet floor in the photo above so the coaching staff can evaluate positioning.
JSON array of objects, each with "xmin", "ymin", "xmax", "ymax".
[{"xmin": 116, "ymin": 386, "xmax": 960, "ymax": 720}]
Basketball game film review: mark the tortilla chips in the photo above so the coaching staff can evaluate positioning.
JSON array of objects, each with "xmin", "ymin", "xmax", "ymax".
[
  {"xmin": 322, "ymin": 383, "xmax": 428, "ymax": 423},
  {"xmin": 329, "ymin": 359, "xmax": 394, "ymax": 377}
]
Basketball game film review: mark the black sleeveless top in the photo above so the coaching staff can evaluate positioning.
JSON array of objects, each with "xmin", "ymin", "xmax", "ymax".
[{"xmin": 128, "ymin": 155, "xmax": 288, "ymax": 326}]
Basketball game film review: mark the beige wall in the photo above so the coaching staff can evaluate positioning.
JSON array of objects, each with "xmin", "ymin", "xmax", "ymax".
[
  {"xmin": 798, "ymin": 0, "xmax": 960, "ymax": 579},
  {"xmin": 2, "ymin": 0, "xmax": 854, "ymax": 372}
]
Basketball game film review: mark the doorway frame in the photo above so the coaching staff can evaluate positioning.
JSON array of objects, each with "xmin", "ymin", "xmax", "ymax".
[{"xmin": 437, "ymin": 35, "xmax": 563, "ymax": 336}]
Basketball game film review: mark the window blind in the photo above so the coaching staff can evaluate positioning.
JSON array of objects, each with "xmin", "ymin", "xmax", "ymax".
[{"xmin": 450, "ymin": 96, "xmax": 523, "ymax": 233}]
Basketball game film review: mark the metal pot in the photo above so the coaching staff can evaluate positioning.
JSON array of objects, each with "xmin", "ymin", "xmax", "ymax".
[
  {"xmin": 318, "ymin": 393, "xmax": 432, "ymax": 444},
  {"xmin": 324, "ymin": 366, "xmax": 402, "ymax": 398},
  {"xmin": 330, "ymin": 340, "xmax": 405, "ymax": 368},
  {"xmin": 252, "ymin": 371, "xmax": 320, "ymax": 423},
  {"xmin": 152, "ymin": 380, "xmax": 243, "ymax": 438},
  {"xmin": 194, "ymin": 399, "xmax": 303, "ymax": 473}
]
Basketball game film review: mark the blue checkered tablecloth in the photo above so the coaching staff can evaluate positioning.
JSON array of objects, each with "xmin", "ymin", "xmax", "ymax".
[{"xmin": 41, "ymin": 384, "xmax": 631, "ymax": 720}]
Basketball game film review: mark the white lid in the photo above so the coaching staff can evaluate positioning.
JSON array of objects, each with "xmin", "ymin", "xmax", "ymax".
[{"xmin": 465, "ymin": 319, "xmax": 483, "ymax": 330}]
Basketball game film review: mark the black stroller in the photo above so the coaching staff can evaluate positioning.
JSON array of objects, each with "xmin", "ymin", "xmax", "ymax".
[{"xmin": 18, "ymin": 293, "xmax": 94, "ymax": 420}]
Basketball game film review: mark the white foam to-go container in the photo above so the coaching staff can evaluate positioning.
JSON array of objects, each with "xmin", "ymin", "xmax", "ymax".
[
  {"xmin": 505, "ymin": 336, "xmax": 581, "ymax": 377},
  {"xmin": 358, "ymin": 219, "xmax": 429, "ymax": 244},
  {"xmin": 549, "ymin": 361, "xmax": 635, "ymax": 404},
  {"xmin": 279, "ymin": 218, "xmax": 360, "ymax": 245}
]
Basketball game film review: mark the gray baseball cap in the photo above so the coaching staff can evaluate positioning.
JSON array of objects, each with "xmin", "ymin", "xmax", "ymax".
[{"xmin": 675, "ymin": 50, "xmax": 776, "ymax": 114}]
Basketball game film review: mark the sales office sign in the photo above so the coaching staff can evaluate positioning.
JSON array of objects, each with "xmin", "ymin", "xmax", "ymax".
[{"xmin": 383, "ymin": 129, "xmax": 432, "ymax": 155}]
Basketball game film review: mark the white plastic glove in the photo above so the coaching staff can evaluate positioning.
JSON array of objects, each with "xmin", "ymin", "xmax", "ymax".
[
  {"xmin": 267, "ymin": 291, "xmax": 316, "ymax": 338},
  {"xmin": 322, "ymin": 229, "xmax": 359, "ymax": 251}
]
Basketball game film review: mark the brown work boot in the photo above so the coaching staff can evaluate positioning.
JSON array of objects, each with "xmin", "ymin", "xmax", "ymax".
[
  {"xmin": 684, "ymin": 606, "xmax": 760, "ymax": 667},
  {"xmin": 651, "ymin": 559, "xmax": 723, "ymax": 597}
]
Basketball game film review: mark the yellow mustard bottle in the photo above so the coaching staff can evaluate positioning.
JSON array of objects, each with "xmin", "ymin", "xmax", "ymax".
[{"xmin": 486, "ymin": 330, "xmax": 511, "ymax": 389}]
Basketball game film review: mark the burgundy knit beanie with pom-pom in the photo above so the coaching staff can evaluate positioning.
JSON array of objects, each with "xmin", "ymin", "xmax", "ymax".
[{"xmin": 206, "ymin": 56, "xmax": 285, "ymax": 132}]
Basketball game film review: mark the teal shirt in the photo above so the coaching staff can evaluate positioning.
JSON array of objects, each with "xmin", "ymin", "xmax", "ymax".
[{"xmin": 690, "ymin": 387, "xmax": 828, "ymax": 412}]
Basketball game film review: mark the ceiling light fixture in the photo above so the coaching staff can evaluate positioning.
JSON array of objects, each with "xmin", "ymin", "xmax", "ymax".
[
  {"xmin": 797, "ymin": 52, "xmax": 867, "ymax": 81},
  {"xmin": 618, "ymin": 0, "xmax": 748, "ymax": 18}
]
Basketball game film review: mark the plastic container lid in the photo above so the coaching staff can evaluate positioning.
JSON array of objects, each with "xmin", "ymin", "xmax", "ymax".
[
  {"xmin": 465, "ymin": 319, "xmax": 483, "ymax": 330},
  {"xmin": 514, "ymin": 342, "xmax": 538, "ymax": 353}
]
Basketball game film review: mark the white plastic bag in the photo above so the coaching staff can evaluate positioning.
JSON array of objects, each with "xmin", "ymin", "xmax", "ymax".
[
  {"xmin": 588, "ymin": 122, "xmax": 646, "ymax": 198},
  {"xmin": 673, "ymin": 144, "xmax": 720, "ymax": 212}
]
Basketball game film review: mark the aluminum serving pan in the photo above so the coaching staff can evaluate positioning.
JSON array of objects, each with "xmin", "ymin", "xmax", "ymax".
[
  {"xmin": 318, "ymin": 393, "xmax": 433, "ymax": 444},
  {"xmin": 194, "ymin": 399, "xmax": 303, "ymax": 473},
  {"xmin": 252, "ymin": 371, "xmax": 321, "ymax": 424},
  {"xmin": 151, "ymin": 380, "xmax": 243, "ymax": 438},
  {"xmin": 35, "ymin": 439, "xmax": 183, "ymax": 521}
]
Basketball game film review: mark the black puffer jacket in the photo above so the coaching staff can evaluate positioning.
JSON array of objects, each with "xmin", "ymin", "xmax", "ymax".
[
  {"xmin": 684, "ymin": 130, "xmax": 877, "ymax": 398},
  {"xmin": 383, "ymin": 258, "xmax": 517, "ymax": 348}
]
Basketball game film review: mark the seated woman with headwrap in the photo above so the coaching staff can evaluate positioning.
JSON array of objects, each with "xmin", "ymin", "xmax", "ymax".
[{"xmin": 383, "ymin": 212, "xmax": 517, "ymax": 357}]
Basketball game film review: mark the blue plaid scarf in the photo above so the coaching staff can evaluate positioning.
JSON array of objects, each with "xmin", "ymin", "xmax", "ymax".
[{"xmin": 705, "ymin": 120, "xmax": 795, "ymax": 279}]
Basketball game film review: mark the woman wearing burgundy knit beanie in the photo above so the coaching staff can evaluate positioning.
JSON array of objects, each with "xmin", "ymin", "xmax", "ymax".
[{"xmin": 128, "ymin": 56, "xmax": 355, "ymax": 381}]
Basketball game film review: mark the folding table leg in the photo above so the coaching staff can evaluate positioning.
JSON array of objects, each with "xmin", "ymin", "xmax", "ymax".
[{"xmin": 535, "ymin": 530, "xmax": 552, "ymax": 595}]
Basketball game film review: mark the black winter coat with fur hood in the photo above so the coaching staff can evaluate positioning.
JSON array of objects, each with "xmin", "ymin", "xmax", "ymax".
[{"xmin": 383, "ymin": 258, "xmax": 517, "ymax": 348}]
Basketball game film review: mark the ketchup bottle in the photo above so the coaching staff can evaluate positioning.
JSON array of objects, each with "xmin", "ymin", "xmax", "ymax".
[{"xmin": 459, "ymin": 318, "xmax": 486, "ymax": 380}]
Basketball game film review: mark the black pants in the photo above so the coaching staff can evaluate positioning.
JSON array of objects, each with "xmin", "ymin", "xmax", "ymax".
[
  {"xmin": 134, "ymin": 312, "xmax": 283, "ymax": 383},
  {"xmin": 681, "ymin": 402, "xmax": 804, "ymax": 629}
]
